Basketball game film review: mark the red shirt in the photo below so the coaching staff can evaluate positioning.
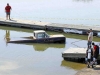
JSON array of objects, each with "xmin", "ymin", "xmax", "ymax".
[
  {"xmin": 93, "ymin": 45, "xmax": 97, "ymax": 51},
  {"xmin": 5, "ymin": 6, "xmax": 11, "ymax": 12}
]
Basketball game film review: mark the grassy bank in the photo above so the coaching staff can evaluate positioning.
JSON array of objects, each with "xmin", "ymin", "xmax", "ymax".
[{"xmin": 63, "ymin": 33, "xmax": 100, "ymax": 42}]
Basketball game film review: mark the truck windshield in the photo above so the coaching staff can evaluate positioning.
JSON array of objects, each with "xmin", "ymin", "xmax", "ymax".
[
  {"xmin": 37, "ymin": 33, "xmax": 45, "ymax": 39},
  {"xmin": 37, "ymin": 33, "xmax": 49, "ymax": 39}
]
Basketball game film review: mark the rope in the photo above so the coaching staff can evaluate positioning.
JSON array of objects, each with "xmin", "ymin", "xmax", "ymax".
[{"xmin": 71, "ymin": 40, "xmax": 84, "ymax": 48}]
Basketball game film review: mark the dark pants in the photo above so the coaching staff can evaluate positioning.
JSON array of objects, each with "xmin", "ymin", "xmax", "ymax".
[{"xmin": 87, "ymin": 41, "xmax": 92, "ymax": 48}]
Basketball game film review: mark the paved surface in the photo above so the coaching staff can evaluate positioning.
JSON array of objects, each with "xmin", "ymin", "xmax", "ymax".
[{"xmin": 75, "ymin": 65, "xmax": 100, "ymax": 75}]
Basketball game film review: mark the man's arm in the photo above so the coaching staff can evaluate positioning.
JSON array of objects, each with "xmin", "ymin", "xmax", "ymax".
[
  {"xmin": 88, "ymin": 33, "xmax": 92, "ymax": 41},
  {"xmin": 88, "ymin": 37, "xmax": 91, "ymax": 41}
]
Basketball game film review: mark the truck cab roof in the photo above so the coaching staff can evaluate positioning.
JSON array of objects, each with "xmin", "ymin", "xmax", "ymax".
[{"xmin": 33, "ymin": 30, "xmax": 49, "ymax": 39}]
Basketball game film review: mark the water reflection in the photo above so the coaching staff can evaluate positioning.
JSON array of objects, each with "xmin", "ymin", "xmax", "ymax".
[
  {"xmin": 4, "ymin": 30, "xmax": 10, "ymax": 46},
  {"xmin": 24, "ymin": 43, "xmax": 65, "ymax": 51},
  {"xmin": 61, "ymin": 60, "xmax": 86, "ymax": 70},
  {"xmin": 73, "ymin": 0, "xmax": 93, "ymax": 2}
]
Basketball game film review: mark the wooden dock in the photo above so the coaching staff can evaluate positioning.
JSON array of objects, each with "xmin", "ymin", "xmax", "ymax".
[{"xmin": 0, "ymin": 17, "xmax": 100, "ymax": 35}]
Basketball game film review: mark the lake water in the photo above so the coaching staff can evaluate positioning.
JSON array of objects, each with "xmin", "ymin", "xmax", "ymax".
[
  {"xmin": 0, "ymin": 0, "xmax": 100, "ymax": 26},
  {"xmin": 0, "ymin": 26, "xmax": 87, "ymax": 75},
  {"xmin": 0, "ymin": 0, "xmax": 99, "ymax": 74}
]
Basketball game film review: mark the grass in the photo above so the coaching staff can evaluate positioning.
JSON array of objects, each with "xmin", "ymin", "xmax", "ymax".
[{"xmin": 62, "ymin": 33, "xmax": 100, "ymax": 42}]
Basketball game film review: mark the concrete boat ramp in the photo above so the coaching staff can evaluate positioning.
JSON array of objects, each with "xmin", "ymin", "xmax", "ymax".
[{"xmin": 0, "ymin": 17, "xmax": 100, "ymax": 36}]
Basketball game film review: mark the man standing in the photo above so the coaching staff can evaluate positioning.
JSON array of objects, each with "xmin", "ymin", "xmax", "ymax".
[
  {"xmin": 5, "ymin": 3, "xmax": 12, "ymax": 20},
  {"xmin": 87, "ymin": 29, "xmax": 93, "ymax": 48}
]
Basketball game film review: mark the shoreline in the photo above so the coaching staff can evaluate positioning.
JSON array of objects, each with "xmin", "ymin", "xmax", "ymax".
[{"xmin": 75, "ymin": 65, "xmax": 100, "ymax": 75}]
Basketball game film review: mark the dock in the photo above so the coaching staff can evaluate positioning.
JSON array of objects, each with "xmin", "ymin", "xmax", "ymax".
[
  {"xmin": 62, "ymin": 48, "xmax": 87, "ymax": 59},
  {"xmin": 62, "ymin": 47, "xmax": 100, "ymax": 63},
  {"xmin": 0, "ymin": 17, "xmax": 100, "ymax": 34}
]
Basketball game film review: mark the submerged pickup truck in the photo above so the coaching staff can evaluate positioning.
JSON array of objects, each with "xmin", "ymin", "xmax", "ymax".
[{"xmin": 8, "ymin": 30, "xmax": 66, "ymax": 44}]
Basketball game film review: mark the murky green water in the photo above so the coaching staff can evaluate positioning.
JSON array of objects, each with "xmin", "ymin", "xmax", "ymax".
[{"xmin": 0, "ymin": 26, "xmax": 92, "ymax": 75}]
